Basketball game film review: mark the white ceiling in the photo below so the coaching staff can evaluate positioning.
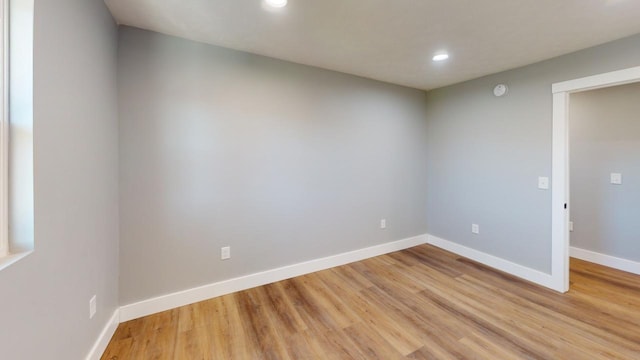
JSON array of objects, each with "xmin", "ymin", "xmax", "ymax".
[{"xmin": 105, "ymin": 0, "xmax": 640, "ymax": 90}]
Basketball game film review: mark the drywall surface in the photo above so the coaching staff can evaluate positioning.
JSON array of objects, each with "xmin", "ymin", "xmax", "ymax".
[
  {"xmin": 118, "ymin": 27, "xmax": 429, "ymax": 304},
  {"xmin": 0, "ymin": 0, "xmax": 120, "ymax": 358},
  {"xmin": 425, "ymin": 33, "xmax": 640, "ymax": 273},
  {"xmin": 569, "ymin": 82, "xmax": 640, "ymax": 261}
]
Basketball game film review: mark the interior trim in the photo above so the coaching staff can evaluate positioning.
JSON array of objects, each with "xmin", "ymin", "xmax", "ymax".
[
  {"xmin": 86, "ymin": 309, "xmax": 120, "ymax": 360},
  {"xmin": 571, "ymin": 247, "xmax": 640, "ymax": 276},
  {"xmin": 426, "ymin": 234, "xmax": 559, "ymax": 291}
]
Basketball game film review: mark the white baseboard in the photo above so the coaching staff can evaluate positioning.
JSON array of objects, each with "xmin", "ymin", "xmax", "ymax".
[
  {"xmin": 426, "ymin": 234, "xmax": 558, "ymax": 290},
  {"xmin": 119, "ymin": 234, "xmax": 428, "ymax": 322},
  {"xmin": 571, "ymin": 247, "xmax": 640, "ymax": 275},
  {"xmin": 86, "ymin": 308, "xmax": 120, "ymax": 360}
]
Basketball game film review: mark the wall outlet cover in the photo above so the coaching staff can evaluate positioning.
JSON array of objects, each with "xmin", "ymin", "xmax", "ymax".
[
  {"xmin": 221, "ymin": 246, "xmax": 231, "ymax": 260},
  {"xmin": 471, "ymin": 224, "xmax": 480, "ymax": 234}
]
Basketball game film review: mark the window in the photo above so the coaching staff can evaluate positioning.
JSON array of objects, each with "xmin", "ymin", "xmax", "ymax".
[{"xmin": 0, "ymin": 0, "xmax": 7, "ymax": 258}]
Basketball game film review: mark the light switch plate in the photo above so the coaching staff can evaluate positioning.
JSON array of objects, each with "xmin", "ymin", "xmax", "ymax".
[
  {"xmin": 611, "ymin": 173, "xmax": 622, "ymax": 185},
  {"xmin": 538, "ymin": 177, "xmax": 550, "ymax": 190}
]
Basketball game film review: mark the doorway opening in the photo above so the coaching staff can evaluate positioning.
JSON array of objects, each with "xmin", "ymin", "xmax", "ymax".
[{"xmin": 551, "ymin": 66, "xmax": 640, "ymax": 292}]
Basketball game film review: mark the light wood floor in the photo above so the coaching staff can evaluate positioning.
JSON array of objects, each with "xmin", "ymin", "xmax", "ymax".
[{"xmin": 102, "ymin": 245, "xmax": 640, "ymax": 359}]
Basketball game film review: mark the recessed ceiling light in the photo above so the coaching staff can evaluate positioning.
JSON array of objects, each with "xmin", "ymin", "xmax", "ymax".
[
  {"xmin": 265, "ymin": 0, "xmax": 287, "ymax": 8},
  {"xmin": 432, "ymin": 53, "xmax": 449, "ymax": 62}
]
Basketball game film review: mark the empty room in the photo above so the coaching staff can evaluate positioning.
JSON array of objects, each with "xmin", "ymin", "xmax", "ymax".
[{"xmin": 2, "ymin": 0, "xmax": 640, "ymax": 359}]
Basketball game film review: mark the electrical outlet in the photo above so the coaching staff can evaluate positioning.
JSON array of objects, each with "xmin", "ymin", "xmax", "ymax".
[
  {"xmin": 471, "ymin": 224, "xmax": 480, "ymax": 234},
  {"xmin": 89, "ymin": 295, "xmax": 97, "ymax": 319},
  {"xmin": 380, "ymin": 219, "xmax": 387, "ymax": 229},
  {"xmin": 221, "ymin": 246, "xmax": 231, "ymax": 260},
  {"xmin": 569, "ymin": 221, "xmax": 574, "ymax": 232}
]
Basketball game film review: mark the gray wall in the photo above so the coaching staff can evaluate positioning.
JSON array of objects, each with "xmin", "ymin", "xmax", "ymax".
[
  {"xmin": 118, "ymin": 27, "xmax": 429, "ymax": 304},
  {"xmin": 0, "ymin": 0, "xmax": 120, "ymax": 359},
  {"xmin": 569, "ymin": 82, "xmax": 640, "ymax": 261},
  {"xmin": 425, "ymin": 33, "xmax": 640, "ymax": 273}
]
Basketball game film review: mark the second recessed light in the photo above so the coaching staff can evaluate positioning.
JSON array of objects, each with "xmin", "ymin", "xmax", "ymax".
[
  {"xmin": 265, "ymin": 0, "xmax": 287, "ymax": 8},
  {"xmin": 432, "ymin": 53, "xmax": 449, "ymax": 62}
]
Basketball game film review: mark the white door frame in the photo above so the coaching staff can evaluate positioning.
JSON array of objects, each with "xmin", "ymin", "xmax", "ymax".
[{"xmin": 551, "ymin": 66, "xmax": 640, "ymax": 292}]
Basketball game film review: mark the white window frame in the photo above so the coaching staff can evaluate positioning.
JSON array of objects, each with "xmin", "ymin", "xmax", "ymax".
[{"xmin": 0, "ymin": 0, "xmax": 8, "ymax": 258}]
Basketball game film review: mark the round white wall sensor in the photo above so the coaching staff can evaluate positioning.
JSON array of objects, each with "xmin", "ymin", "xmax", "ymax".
[{"xmin": 493, "ymin": 84, "xmax": 508, "ymax": 97}]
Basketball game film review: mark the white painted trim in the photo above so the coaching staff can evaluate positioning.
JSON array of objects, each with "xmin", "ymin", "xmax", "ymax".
[
  {"xmin": 571, "ymin": 247, "xmax": 640, "ymax": 276},
  {"xmin": 551, "ymin": 91, "xmax": 570, "ymax": 293},
  {"xmin": 426, "ymin": 235, "xmax": 560, "ymax": 291},
  {"xmin": 86, "ymin": 309, "xmax": 120, "ymax": 360},
  {"xmin": 551, "ymin": 67, "xmax": 640, "ymax": 293},
  {"xmin": 552, "ymin": 66, "xmax": 640, "ymax": 94},
  {"xmin": 119, "ymin": 234, "xmax": 428, "ymax": 322}
]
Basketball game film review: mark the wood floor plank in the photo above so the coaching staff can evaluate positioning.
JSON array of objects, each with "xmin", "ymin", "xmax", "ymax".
[
  {"xmin": 315, "ymin": 270, "xmax": 423, "ymax": 355},
  {"xmin": 102, "ymin": 245, "xmax": 640, "ymax": 359},
  {"xmin": 343, "ymin": 322, "xmax": 406, "ymax": 360},
  {"xmin": 219, "ymin": 293, "xmax": 261, "ymax": 359},
  {"xmin": 235, "ymin": 289, "xmax": 292, "ymax": 360},
  {"xmin": 457, "ymin": 273, "xmax": 640, "ymax": 357}
]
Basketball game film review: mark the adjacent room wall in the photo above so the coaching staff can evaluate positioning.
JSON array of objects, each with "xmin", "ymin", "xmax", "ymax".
[
  {"xmin": 0, "ymin": 0, "xmax": 119, "ymax": 358},
  {"xmin": 569, "ymin": 82, "xmax": 640, "ymax": 262},
  {"xmin": 117, "ymin": 27, "xmax": 429, "ymax": 305},
  {"xmin": 425, "ymin": 33, "xmax": 640, "ymax": 273}
]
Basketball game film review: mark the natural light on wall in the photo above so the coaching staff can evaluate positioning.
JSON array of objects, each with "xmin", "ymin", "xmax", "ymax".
[
  {"xmin": 0, "ymin": 0, "xmax": 8, "ymax": 258},
  {"xmin": 1, "ymin": 0, "xmax": 35, "ymax": 270}
]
